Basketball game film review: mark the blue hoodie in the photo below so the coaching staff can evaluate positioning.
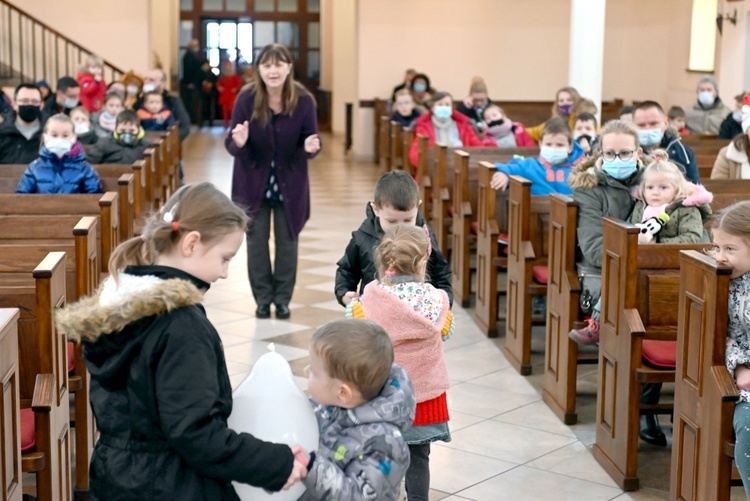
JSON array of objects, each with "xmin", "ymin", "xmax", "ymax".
[
  {"xmin": 494, "ymin": 140, "xmax": 586, "ymax": 196},
  {"xmin": 16, "ymin": 141, "xmax": 104, "ymax": 194}
]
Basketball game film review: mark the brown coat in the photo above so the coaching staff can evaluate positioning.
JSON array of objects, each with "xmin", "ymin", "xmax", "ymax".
[{"xmin": 711, "ymin": 143, "xmax": 750, "ymax": 179}]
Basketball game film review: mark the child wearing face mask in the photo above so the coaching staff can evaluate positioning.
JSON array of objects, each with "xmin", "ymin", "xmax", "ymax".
[
  {"xmin": 69, "ymin": 106, "xmax": 99, "ymax": 145},
  {"xmin": 489, "ymin": 117, "xmax": 585, "ymax": 195},
  {"xmin": 87, "ymin": 110, "xmax": 152, "ymax": 165},
  {"xmin": 16, "ymin": 113, "xmax": 103, "ymax": 194},
  {"xmin": 122, "ymin": 72, "xmax": 144, "ymax": 110},
  {"xmin": 137, "ymin": 91, "xmax": 175, "ymax": 131},
  {"xmin": 77, "ymin": 55, "xmax": 108, "ymax": 113},
  {"xmin": 93, "ymin": 92, "xmax": 124, "ymax": 138},
  {"xmin": 573, "ymin": 113, "xmax": 598, "ymax": 155},
  {"xmin": 481, "ymin": 105, "xmax": 535, "ymax": 148}
]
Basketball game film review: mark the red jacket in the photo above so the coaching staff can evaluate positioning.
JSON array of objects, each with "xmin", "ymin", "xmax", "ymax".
[
  {"xmin": 409, "ymin": 110, "xmax": 495, "ymax": 167},
  {"xmin": 77, "ymin": 72, "xmax": 107, "ymax": 113},
  {"xmin": 216, "ymin": 73, "xmax": 244, "ymax": 107},
  {"xmin": 511, "ymin": 122, "xmax": 536, "ymax": 147}
]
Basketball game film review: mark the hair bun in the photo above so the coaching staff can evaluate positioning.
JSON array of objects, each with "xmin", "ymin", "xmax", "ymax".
[{"xmin": 651, "ymin": 149, "xmax": 670, "ymax": 162}]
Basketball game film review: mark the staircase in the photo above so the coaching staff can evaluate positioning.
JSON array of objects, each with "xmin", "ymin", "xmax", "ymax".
[{"xmin": 0, "ymin": 0, "xmax": 124, "ymax": 88}]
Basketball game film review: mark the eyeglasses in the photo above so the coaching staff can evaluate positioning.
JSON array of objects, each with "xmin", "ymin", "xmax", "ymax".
[
  {"xmin": 16, "ymin": 100, "xmax": 42, "ymax": 106},
  {"xmin": 601, "ymin": 149, "xmax": 636, "ymax": 162}
]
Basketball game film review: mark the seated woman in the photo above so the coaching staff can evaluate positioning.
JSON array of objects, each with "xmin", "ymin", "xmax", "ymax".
[
  {"xmin": 712, "ymin": 108, "xmax": 750, "ymax": 179},
  {"xmin": 456, "ymin": 76, "xmax": 493, "ymax": 125},
  {"xmin": 408, "ymin": 91, "xmax": 494, "ymax": 167},
  {"xmin": 526, "ymin": 86, "xmax": 581, "ymax": 143},
  {"xmin": 410, "ymin": 73, "xmax": 436, "ymax": 114},
  {"xmin": 16, "ymin": 113, "xmax": 103, "ymax": 194}
]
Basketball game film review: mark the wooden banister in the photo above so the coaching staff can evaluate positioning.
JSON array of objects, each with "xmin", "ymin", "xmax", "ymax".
[{"xmin": 0, "ymin": 0, "xmax": 125, "ymax": 86}]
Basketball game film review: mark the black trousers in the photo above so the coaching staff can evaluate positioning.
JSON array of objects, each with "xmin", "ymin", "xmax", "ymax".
[
  {"xmin": 405, "ymin": 443, "xmax": 430, "ymax": 500},
  {"xmin": 246, "ymin": 200, "xmax": 298, "ymax": 306}
]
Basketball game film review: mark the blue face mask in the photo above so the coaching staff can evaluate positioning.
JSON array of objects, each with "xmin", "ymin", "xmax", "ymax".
[
  {"xmin": 433, "ymin": 105, "xmax": 452, "ymax": 121},
  {"xmin": 638, "ymin": 128, "xmax": 663, "ymax": 147},
  {"xmin": 601, "ymin": 158, "xmax": 637, "ymax": 180},
  {"xmin": 412, "ymin": 82, "xmax": 426, "ymax": 93},
  {"xmin": 539, "ymin": 146, "xmax": 569, "ymax": 166}
]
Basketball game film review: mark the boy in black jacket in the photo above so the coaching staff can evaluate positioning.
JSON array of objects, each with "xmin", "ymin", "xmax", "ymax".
[
  {"xmin": 87, "ymin": 109, "xmax": 151, "ymax": 164},
  {"xmin": 335, "ymin": 170, "xmax": 453, "ymax": 306}
]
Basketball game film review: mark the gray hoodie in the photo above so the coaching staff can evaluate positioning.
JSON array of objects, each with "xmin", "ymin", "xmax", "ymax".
[{"xmin": 300, "ymin": 364, "xmax": 416, "ymax": 501}]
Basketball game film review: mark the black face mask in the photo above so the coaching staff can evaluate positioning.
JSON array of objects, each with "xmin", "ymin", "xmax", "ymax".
[
  {"xmin": 17, "ymin": 105, "xmax": 41, "ymax": 123},
  {"xmin": 488, "ymin": 119, "xmax": 505, "ymax": 128}
]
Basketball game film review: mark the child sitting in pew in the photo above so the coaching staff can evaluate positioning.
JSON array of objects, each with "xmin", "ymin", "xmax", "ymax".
[
  {"xmin": 87, "ymin": 110, "xmax": 152, "ymax": 165},
  {"xmin": 69, "ymin": 106, "xmax": 99, "ymax": 145},
  {"xmin": 481, "ymin": 104, "xmax": 535, "ymax": 148},
  {"xmin": 489, "ymin": 117, "xmax": 585, "ymax": 195},
  {"xmin": 93, "ymin": 92, "xmax": 124, "ymax": 138},
  {"xmin": 627, "ymin": 151, "xmax": 712, "ymax": 244},
  {"xmin": 16, "ymin": 112, "xmax": 103, "ymax": 194},
  {"xmin": 335, "ymin": 170, "xmax": 453, "ymax": 307},
  {"xmin": 668, "ymin": 106, "xmax": 690, "ymax": 136},
  {"xmin": 573, "ymin": 112, "xmax": 598, "ymax": 155},
  {"xmin": 390, "ymin": 89, "xmax": 421, "ymax": 129},
  {"xmin": 710, "ymin": 201, "xmax": 750, "ymax": 498},
  {"xmin": 137, "ymin": 90, "xmax": 175, "ymax": 131}
]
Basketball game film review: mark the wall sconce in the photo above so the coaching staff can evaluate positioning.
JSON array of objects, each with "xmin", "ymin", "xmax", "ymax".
[{"xmin": 717, "ymin": 5, "xmax": 739, "ymax": 35}]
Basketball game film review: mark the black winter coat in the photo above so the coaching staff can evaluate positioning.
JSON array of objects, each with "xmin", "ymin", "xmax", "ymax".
[
  {"xmin": 0, "ymin": 121, "xmax": 42, "ymax": 164},
  {"xmin": 56, "ymin": 266, "xmax": 294, "ymax": 501},
  {"xmin": 86, "ymin": 134, "xmax": 151, "ymax": 164},
  {"xmin": 335, "ymin": 203, "xmax": 453, "ymax": 306}
]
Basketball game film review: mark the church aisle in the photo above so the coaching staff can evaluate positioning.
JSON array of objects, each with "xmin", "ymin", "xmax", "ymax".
[{"xmin": 181, "ymin": 128, "xmax": 743, "ymax": 501}]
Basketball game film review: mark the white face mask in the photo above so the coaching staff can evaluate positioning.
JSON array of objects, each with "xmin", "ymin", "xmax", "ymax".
[
  {"xmin": 45, "ymin": 137, "xmax": 74, "ymax": 158},
  {"xmin": 126, "ymin": 85, "xmax": 139, "ymax": 95},
  {"xmin": 74, "ymin": 123, "xmax": 91, "ymax": 135},
  {"xmin": 142, "ymin": 83, "xmax": 157, "ymax": 93},
  {"xmin": 64, "ymin": 96, "xmax": 79, "ymax": 109}
]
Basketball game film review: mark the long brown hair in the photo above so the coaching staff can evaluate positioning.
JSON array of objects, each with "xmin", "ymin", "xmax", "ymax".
[
  {"xmin": 247, "ymin": 43, "xmax": 311, "ymax": 126},
  {"xmin": 732, "ymin": 131, "xmax": 750, "ymax": 155},
  {"xmin": 108, "ymin": 183, "xmax": 248, "ymax": 279},
  {"xmin": 551, "ymin": 86, "xmax": 581, "ymax": 117}
]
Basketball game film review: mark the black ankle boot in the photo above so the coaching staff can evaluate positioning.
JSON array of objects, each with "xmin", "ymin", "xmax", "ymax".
[{"xmin": 639, "ymin": 414, "xmax": 667, "ymax": 447}]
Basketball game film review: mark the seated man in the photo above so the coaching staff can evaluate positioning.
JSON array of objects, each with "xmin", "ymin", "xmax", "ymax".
[
  {"xmin": 633, "ymin": 100, "xmax": 699, "ymax": 184},
  {"xmin": 87, "ymin": 110, "xmax": 152, "ymax": 164},
  {"xmin": 0, "ymin": 83, "xmax": 45, "ymax": 164},
  {"xmin": 42, "ymin": 76, "xmax": 80, "ymax": 118},
  {"xmin": 685, "ymin": 76, "xmax": 731, "ymax": 135}
]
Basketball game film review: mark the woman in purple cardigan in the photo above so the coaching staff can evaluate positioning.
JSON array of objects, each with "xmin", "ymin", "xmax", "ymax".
[{"xmin": 225, "ymin": 44, "xmax": 321, "ymax": 320}]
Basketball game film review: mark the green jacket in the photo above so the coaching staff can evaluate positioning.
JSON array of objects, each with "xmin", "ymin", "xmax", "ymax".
[
  {"xmin": 627, "ymin": 183, "xmax": 713, "ymax": 244},
  {"xmin": 568, "ymin": 156, "xmax": 643, "ymax": 270}
]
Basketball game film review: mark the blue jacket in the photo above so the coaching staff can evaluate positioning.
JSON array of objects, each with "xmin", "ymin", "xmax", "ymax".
[
  {"xmin": 16, "ymin": 141, "xmax": 104, "ymax": 194},
  {"xmin": 494, "ymin": 140, "xmax": 586, "ymax": 196}
]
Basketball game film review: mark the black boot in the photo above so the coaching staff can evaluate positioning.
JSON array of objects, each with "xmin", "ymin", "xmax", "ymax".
[{"xmin": 639, "ymin": 414, "xmax": 667, "ymax": 447}]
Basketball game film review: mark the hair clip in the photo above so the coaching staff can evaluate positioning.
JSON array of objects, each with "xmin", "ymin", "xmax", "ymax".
[
  {"xmin": 172, "ymin": 221, "xmax": 180, "ymax": 232},
  {"xmin": 162, "ymin": 202, "xmax": 179, "ymax": 224},
  {"xmin": 385, "ymin": 269, "xmax": 396, "ymax": 277}
]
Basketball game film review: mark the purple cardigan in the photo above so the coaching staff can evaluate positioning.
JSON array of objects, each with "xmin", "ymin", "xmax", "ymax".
[{"xmin": 225, "ymin": 88, "xmax": 319, "ymax": 237}]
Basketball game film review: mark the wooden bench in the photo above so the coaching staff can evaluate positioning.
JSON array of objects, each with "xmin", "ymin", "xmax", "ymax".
[
  {"xmin": 0, "ymin": 252, "xmax": 72, "ymax": 501},
  {"xmin": 0, "ymin": 193, "xmax": 119, "ymax": 275},
  {"xmin": 502, "ymin": 176, "xmax": 550, "ymax": 375},
  {"xmin": 592, "ymin": 218, "xmax": 706, "ymax": 491},
  {"xmin": 379, "ymin": 116, "xmax": 391, "ymax": 172},
  {"xmin": 0, "ymin": 216, "xmax": 99, "ymax": 497},
  {"xmin": 0, "ymin": 308, "xmax": 22, "ymax": 501},
  {"xmin": 670, "ymin": 250, "xmax": 738, "ymax": 501}
]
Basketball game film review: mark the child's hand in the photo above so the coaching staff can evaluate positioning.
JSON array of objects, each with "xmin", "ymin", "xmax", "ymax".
[
  {"xmin": 638, "ymin": 232, "xmax": 654, "ymax": 244},
  {"xmin": 304, "ymin": 134, "xmax": 321, "ymax": 154},
  {"xmin": 462, "ymin": 96, "xmax": 474, "ymax": 108},
  {"xmin": 291, "ymin": 444, "xmax": 309, "ymax": 467},
  {"xmin": 232, "ymin": 120, "xmax": 250, "ymax": 148},
  {"xmin": 342, "ymin": 291, "xmax": 360, "ymax": 305},
  {"xmin": 490, "ymin": 171, "xmax": 510, "ymax": 191},
  {"xmin": 282, "ymin": 451, "xmax": 308, "ymax": 490},
  {"xmin": 736, "ymin": 365, "xmax": 750, "ymax": 391}
]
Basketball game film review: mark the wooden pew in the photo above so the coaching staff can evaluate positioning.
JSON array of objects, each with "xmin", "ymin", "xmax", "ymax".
[
  {"xmin": 416, "ymin": 135, "xmax": 432, "ymax": 221},
  {"xmin": 0, "ymin": 253, "xmax": 72, "ymax": 501},
  {"xmin": 378, "ymin": 116, "xmax": 391, "ymax": 172},
  {"xmin": 503, "ymin": 176, "xmax": 550, "ymax": 375},
  {"xmin": 0, "ymin": 308, "xmax": 22, "ymax": 501},
  {"xmin": 592, "ymin": 218, "xmax": 705, "ymax": 491},
  {"xmin": 0, "ymin": 216, "xmax": 99, "ymax": 497},
  {"xmin": 670, "ymin": 250, "xmax": 738, "ymax": 501},
  {"xmin": 372, "ymin": 99, "xmax": 390, "ymax": 163},
  {"xmin": 389, "ymin": 121, "xmax": 403, "ymax": 172},
  {"xmin": 0, "ymin": 193, "xmax": 119, "ymax": 275}
]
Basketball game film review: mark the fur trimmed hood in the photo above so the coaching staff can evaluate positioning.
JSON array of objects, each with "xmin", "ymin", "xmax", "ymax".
[{"xmin": 57, "ymin": 271, "xmax": 204, "ymax": 343}]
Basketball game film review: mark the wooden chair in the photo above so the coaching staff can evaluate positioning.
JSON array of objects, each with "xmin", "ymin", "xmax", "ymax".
[
  {"xmin": 0, "ymin": 308, "xmax": 22, "ymax": 501},
  {"xmin": 670, "ymin": 250, "xmax": 738, "ymax": 501},
  {"xmin": 0, "ymin": 252, "xmax": 72, "ymax": 501},
  {"xmin": 503, "ymin": 176, "xmax": 550, "ymax": 375},
  {"xmin": 591, "ymin": 218, "xmax": 705, "ymax": 491}
]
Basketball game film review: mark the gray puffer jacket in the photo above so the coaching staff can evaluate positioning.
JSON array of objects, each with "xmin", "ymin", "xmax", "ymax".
[
  {"xmin": 300, "ymin": 364, "xmax": 415, "ymax": 501},
  {"xmin": 568, "ymin": 156, "xmax": 643, "ymax": 271}
]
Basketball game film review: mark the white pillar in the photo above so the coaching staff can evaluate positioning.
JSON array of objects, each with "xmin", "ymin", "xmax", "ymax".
[{"xmin": 568, "ymin": 0, "xmax": 607, "ymax": 124}]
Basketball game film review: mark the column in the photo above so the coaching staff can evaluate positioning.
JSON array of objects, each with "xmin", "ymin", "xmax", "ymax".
[{"xmin": 568, "ymin": 0, "xmax": 607, "ymax": 123}]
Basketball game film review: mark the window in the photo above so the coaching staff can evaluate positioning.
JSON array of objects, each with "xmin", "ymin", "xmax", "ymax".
[
  {"xmin": 255, "ymin": 0, "xmax": 274, "ymax": 12},
  {"xmin": 307, "ymin": 0, "xmax": 320, "ymax": 13},
  {"xmin": 205, "ymin": 20, "xmax": 252, "ymax": 72},
  {"xmin": 227, "ymin": 0, "xmax": 246, "ymax": 10},
  {"xmin": 278, "ymin": 0, "xmax": 298, "ymax": 12},
  {"xmin": 203, "ymin": 0, "xmax": 223, "ymax": 10}
]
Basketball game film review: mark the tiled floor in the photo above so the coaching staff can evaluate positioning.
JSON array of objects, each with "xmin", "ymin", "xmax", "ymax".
[{"xmin": 183, "ymin": 128, "xmax": 746, "ymax": 500}]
